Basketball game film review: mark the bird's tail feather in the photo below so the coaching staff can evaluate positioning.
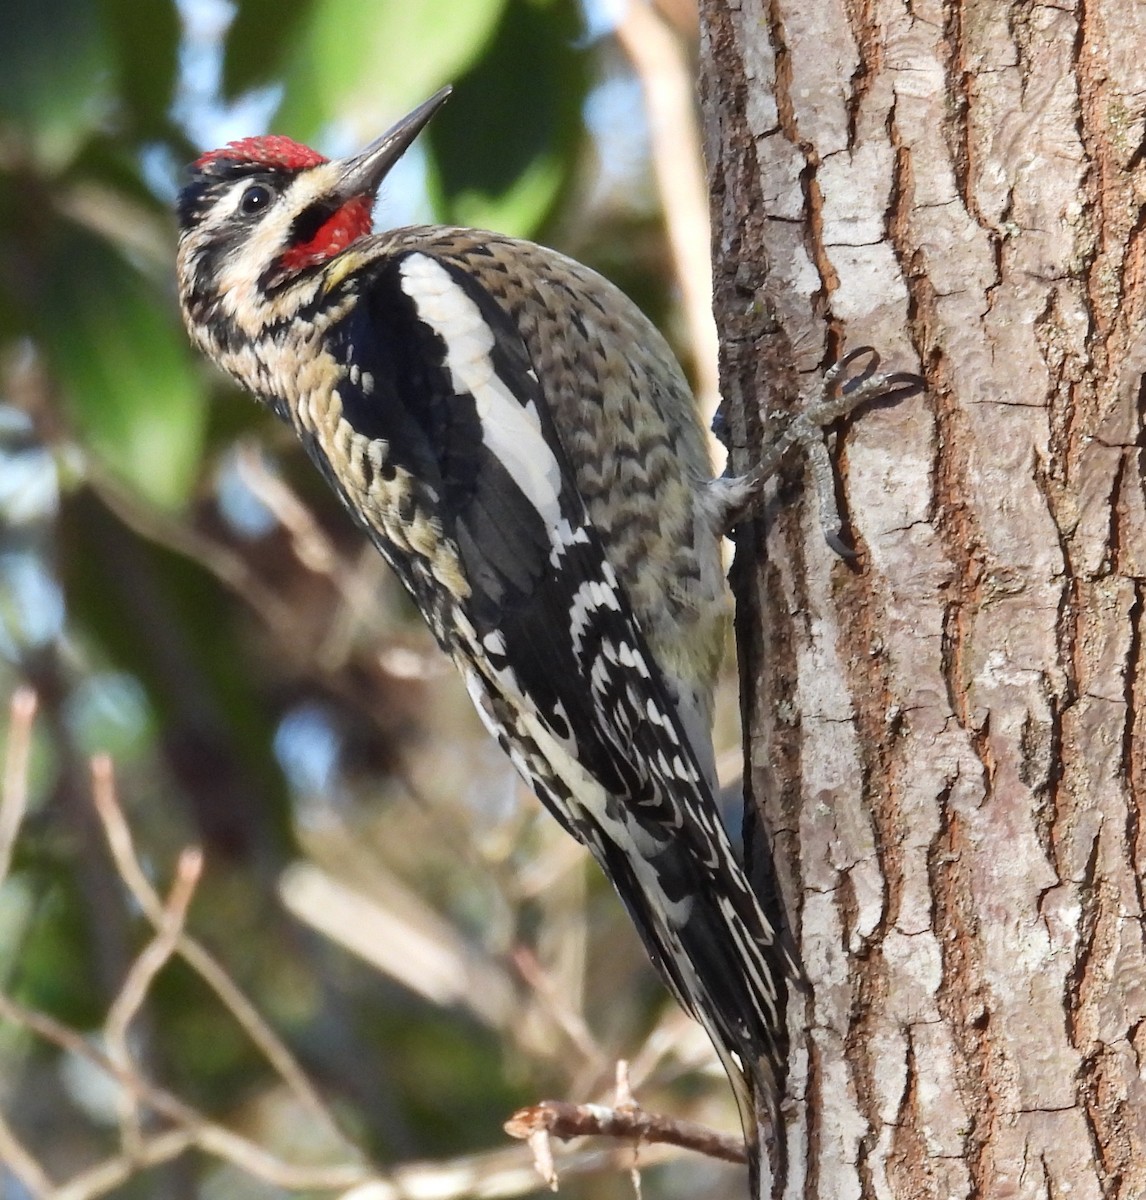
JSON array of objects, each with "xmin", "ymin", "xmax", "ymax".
[
  {"xmin": 747, "ymin": 1073, "xmax": 782, "ymax": 1200},
  {"xmin": 705, "ymin": 1030, "xmax": 785, "ymax": 1200}
]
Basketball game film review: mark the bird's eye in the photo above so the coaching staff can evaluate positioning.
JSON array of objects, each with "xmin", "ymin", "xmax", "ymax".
[{"xmin": 239, "ymin": 183, "xmax": 273, "ymax": 216}]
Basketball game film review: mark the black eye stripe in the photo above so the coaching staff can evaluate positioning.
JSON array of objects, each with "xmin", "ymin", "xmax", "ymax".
[
  {"xmin": 289, "ymin": 201, "xmax": 338, "ymax": 245},
  {"xmin": 177, "ymin": 166, "xmax": 292, "ymax": 233}
]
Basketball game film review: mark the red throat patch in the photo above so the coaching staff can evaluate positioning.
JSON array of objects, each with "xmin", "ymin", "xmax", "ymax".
[
  {"xmin": 193, "ymin": 135, "xmax": 328, "ymax": 173},
  {"xmin": 278, "ymin": 195, "xmax": 374, "ymax": 273}
]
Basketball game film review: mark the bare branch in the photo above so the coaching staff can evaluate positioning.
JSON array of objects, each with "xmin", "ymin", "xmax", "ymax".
[
  {"xmin": 510, "ymin": 945, "xmax": 606, "ymax": 1069},
  {"xmin": 104, "ymin": 846, "xmax": 202, "ymax": 1154},
  {"xmin": 104, "ymin": 847, "xmax": 202, "ymax": 1044},
  {"xmin": 338, "ymin": 1139, "xmax": 681, "ymax": 1200},
  {"xmin": 233, "ymin": 443, "xmax": 340, "ymax": 577},
  {"xmin": 504, "ymin": 1098, "xmax": 747, "ymax": 1167},
  {"xmin": 616, "ymin": 0, "xmax": 720, "ymax": 420},
  {"xmin": 53, "ymin": 1129, "xmax": 195, "ymax": 1200},
  {"xmin": 232, "ymin": 446, "xmax": 411, "ymax": 675},
  {"xmin": 87, "ymin": 468, "xmax": 300, "ymax": 641},
  {"xmin": 0, "ymin": 990, "xmax": 373, "ymax": 1192},
  {"xmin": 1, "ymin": 987, "xmax": 686, "ymax": 1200},
  {"xmin": 0, "ymin": 1109, "xmax": 53, "ymax": 1198},
  {"xmin": 88, "ymin": 756, "xmax": 356, "ymax": 1153}
]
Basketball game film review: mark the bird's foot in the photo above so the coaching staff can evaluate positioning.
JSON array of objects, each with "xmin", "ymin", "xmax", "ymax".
[{"xmin": 712, "ymin": 347, "xmax": 924, "ymax": 554}]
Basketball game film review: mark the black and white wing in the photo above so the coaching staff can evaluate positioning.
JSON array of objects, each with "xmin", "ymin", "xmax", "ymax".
[{"xmin": 316, "ymin": 244, "xmax": 797, "ymax": 1155}]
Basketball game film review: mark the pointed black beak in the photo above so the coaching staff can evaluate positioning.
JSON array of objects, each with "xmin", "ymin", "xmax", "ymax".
[{"xmin": 336, "ymin": 86, "xmax": 452, "ymax": 199}]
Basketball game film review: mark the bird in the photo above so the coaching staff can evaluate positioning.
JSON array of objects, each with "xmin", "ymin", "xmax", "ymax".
[{"xmin": 175, "ymin": 86, "xmax": 922, "ymax": 1196}]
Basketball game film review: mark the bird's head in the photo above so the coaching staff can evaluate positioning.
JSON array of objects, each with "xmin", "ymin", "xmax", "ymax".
[{"xmin": 176, "ymin": 87, "xmax": 451, "ymax": 357}]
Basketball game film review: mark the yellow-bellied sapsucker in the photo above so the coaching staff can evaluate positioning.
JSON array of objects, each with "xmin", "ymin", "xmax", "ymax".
[{"xmin": 175, "ymin": 88, "xmax": 922, "ymax": 1195}]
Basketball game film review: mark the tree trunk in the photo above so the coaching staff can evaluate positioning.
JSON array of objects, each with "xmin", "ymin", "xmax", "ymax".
[{"xmin": 697, "ymin": 0, "xmax": 1146, "ymax": 1196}]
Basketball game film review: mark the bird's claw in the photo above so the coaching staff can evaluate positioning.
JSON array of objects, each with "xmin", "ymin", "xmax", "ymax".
[{"xmin": 717, "ymin": 347, "xmax": 925, "ymax": 552}]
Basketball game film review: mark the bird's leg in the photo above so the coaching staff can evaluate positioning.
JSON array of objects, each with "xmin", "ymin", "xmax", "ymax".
[{"xmin": 710, "ymin": 347, "xmax": 925, "ymax": 554}]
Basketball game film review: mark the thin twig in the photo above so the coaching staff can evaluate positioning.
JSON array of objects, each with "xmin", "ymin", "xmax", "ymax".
[
  {"xmin": 105, "ymin": 848, "xmax": 203, "ymax": 1043},
  {"xmin": 0, "ymin": 687, "xmax": 37, "ymax": 886},
  {"xmin": 0, "ymin": 991, "xmax": 373, "ymax": 1191},
  {"xmin": 233, "ymin": 446, "xmax": 395, "ymax": 672},
  {"xmin": 87, "ymin": 469, "xmax": 300, "ymax": 642},
  {"xmin": 0, "ymin": 988, "xmax": 690, "ymax": 1200},
  {"xmin": 508, "ymin": 1058, "xmax": 744, "ymax": 1192},
  {"xmin": 615, "ymin": 0, "xmax": 720, "ymax": 421},
  {"xmin": 614, "ymin": 1059, "xmax": 634, "ymax": 1107},
  {"xmin": 233, "ymin": 444, "xmax": 339, "ymax": 576},
  {"xmin": 88, "ymin": 756, "xmax": 356, "ymax": 1153},
  {"xmin": 104, "ymin": 847, "xmax": 203, "ymax": 1156},
  {"xmin": 337, "ymin": 1139, "xmax": 671, "ymax": 1200},
  {"xmin": 623, "ymin": 1004, "xmax": 720, "ymax": 1092},
  {"xmin": 510, "ymin": 945, "xmax": 606, "ymax": 1069},
  {"xmin": 505, "ymin": 1098, "xmax": 746, "ymax": 1165},
  {"xmin": 53, "ymin": 1129, "xmax": 195, "ymax": 1200},
  {"xmin": 614, "ymin": 1061, "xmax": 644, "ymax": 1200},
  {"xmin": 0, "ymin": 988, "xmax": 677, "ymax": 1200},
  {"xmin": 0, "ymin": 1109, "xmax": 53, "ymax": 1197}
]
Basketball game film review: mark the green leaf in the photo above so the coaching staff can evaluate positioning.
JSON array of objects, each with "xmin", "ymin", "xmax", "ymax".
[
  {"xmin": 12, "ymin": 879, "xmax": 103, "ymax": 1027},
  {"xmin": 222, "ymin": 0, "xmax": 313, "ymax": 99},
  {"xmin": 427, "ymin": 148, "xmax": 563, "ymax": 241},
  {"xmin": 0, "ymin": 0, "xmax": 113, "ymax": 167},
  {"xmin": 97, "ymin": 0, "xmax": 181, "ymax": 141},
  {"xmin": 269, "ymin": 0, "xmax": 509, "ymax": 146},
  {"xmin": 426, "ymin": 0, "xmax": 587, "ymax": 237},
  {"xmin": 35, "ymin": 229, "xmax": 207, "ymax": 511}
]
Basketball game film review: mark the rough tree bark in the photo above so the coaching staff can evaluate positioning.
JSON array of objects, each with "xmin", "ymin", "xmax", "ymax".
[{"xmin": 697, "ymin": 1, "xmax": 1146, "ymax": 1196}]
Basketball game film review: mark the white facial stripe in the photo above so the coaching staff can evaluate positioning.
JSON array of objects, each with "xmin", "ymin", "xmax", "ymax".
[
  {"xmin": 227, "ymin": 179, "xmax": 264, "ymax": 219},
  {"xmin": 210, "ymin": 163, "xmax": 346, "ymax": 329},
  {"xmin": 398, "ymin": 253, "xmax": 564, "ymax": 532}
]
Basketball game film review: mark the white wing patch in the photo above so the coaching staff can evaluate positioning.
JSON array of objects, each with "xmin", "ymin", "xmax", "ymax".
[
  {"xmin": 549, "ymin": 518, "xmax": 590, "ymax": 566},
  {"xmin": 568, "ymin": 577, "xmax": 622, "ymax": 653},
  {"xmin": 399, "ymin": 253, "xmax": 564, "ymax": 532}
]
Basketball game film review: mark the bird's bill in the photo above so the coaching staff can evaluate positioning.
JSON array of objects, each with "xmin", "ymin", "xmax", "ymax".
[{"xmin": 335, "ymin": 86, "xmax": 453, "ymax": 199}]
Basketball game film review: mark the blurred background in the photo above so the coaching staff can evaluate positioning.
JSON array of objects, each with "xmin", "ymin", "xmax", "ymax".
[{"xmin": 0, "ymin": 1, "xmax": 744, "ymax": 1196}]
